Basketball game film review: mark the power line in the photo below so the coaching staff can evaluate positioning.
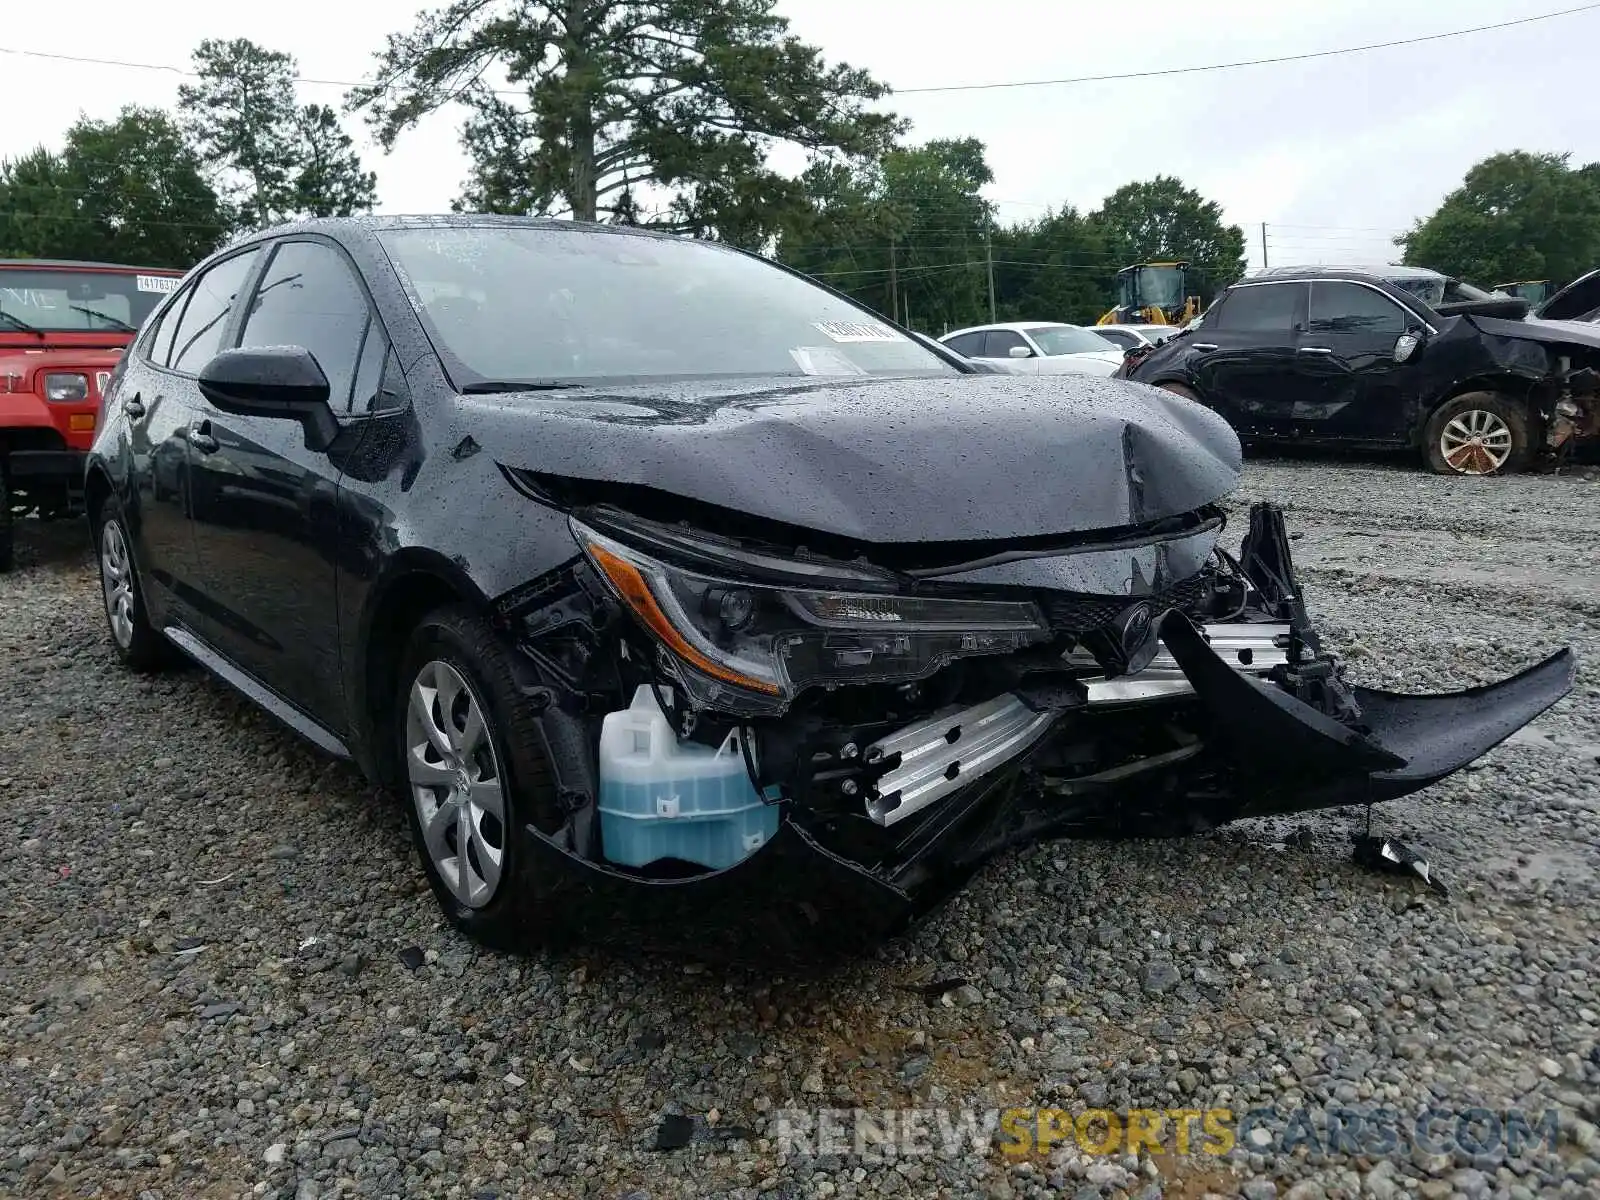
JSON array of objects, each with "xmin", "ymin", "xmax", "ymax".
[
  {"xmin": 894, "ymin": 4, "xmax": 1600, "ymax": 93},
  {"xmin": 1, "ymin": 5, "xmax": 1595, "ymax": 98}
]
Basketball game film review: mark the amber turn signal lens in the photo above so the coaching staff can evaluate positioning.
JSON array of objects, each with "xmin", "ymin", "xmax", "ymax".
[
  {"xmin": 68, "ymin": 414, "xmax": 96, "ymax": 432},
  {"xmin": 586, "ymin": 542, "xmax": 781, "ymax": 696}
]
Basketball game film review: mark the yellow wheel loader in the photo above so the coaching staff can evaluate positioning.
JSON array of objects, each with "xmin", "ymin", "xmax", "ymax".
[{"xmin": 1097, "ymin": 261, "xmax": 1202, "ymax": 327}]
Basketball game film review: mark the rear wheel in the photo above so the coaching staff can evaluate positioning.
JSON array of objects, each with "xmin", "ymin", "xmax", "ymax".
[
  {"xmin": 94, "ymin": 498, "xmax": 173, "ymax": 672},
  {"xmin": 394, "ymin": 605, "xmax": 563, "ymax": 949},
  {"xmin": 1422, "ymin": 392, "xmax": 1531, "ymax": 475}
]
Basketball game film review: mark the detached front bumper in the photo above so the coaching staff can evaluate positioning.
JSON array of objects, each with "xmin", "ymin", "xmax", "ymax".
[{"xmin": 1157, "ymin": 612, "xmax": 1575, "ymax": 814}]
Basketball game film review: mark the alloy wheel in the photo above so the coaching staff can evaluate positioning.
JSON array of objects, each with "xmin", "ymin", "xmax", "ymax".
[
  {"xmin": 404, "ymin": 660, "xmax": 507, "ymax": 909},
  {"xmin": 1439, "ymin": 408, "xmax": 1514, "ymax": 474},
  {"xmin": 100, "ymin": 520, "xmax": 137, "ymax": 650}
]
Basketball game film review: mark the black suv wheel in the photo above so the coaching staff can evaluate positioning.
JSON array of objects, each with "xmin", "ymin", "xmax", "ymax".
[{"xmin": 1422, "ymin": 392, "xmax": 1531, "ymax": 475}]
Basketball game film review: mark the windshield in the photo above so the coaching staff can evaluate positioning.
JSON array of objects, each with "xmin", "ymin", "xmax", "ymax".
[
  {"xmin": 378, "ymin": 225, "xmax": 958, "ymax": 385},
  {"xmin": 1027, "ymin": 324, "xmax": 1118, "ymax": 355},
  {"xmin": 0, "ymin": 267, "xmax": 179, "ymax": 333},
  {"xmin": 1119, "ymin": 265, "xmax": 1185, "ymax": 311}
]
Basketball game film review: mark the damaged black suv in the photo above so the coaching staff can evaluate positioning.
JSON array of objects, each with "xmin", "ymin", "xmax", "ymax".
[
  {"xmin": 85, "ymin": 217, "xmax": 1576, "ymax": 960},
  {"xmin": 1123, "ymin": 267, "xmax": 1600, "ymax": 475}
]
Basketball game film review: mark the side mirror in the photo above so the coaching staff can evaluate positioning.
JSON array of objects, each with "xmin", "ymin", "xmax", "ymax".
[
  {"xmin": 198, "ymin": 346, "xmax": 339, "ymax": 450},
  {"xmin": 1008, "ymin": 344, "xmax": 1032, "ymax": 359},
  {"xmin": 1393, "ymin": 331, "xmax": 1424, "ymax": 363}
]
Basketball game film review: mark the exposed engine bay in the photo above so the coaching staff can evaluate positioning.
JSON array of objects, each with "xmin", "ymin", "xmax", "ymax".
[{"xmin": 488, "ymin": 495, "xmax": 1574, "ymax": 954}]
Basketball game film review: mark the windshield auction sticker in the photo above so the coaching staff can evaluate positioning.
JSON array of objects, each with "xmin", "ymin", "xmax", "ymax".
[
  {"xmin": 136, "ymin": 275, "xmax": 180, "ymax": 294},
  {"xmin": 813, "ymin": 320, "xmax": 904, "ymax": 343}
]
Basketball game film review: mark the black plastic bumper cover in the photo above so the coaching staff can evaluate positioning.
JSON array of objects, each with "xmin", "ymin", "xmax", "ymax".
[{"xmin": 1161, "ymin": 612, "xmax": 1577, "ymax": 815}]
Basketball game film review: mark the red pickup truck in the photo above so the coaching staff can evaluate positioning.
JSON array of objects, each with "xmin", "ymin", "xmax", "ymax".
[{"xmin": 1, "ymin": 258, "xmax": 187, "ymax": 571}]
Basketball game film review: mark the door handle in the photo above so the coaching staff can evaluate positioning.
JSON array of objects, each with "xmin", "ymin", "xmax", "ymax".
[
  {"xmin": 1189, "ymin": 342, "xmax": 1218, "ymax": 351},
  {"xmin": 187, "ymin": 422, "xmax": 218, "ymax": 454},
  {"xmin": 1297, "ymin": 347, "xmax": 1334, "ymax": 355},
  {"xmin": 122, "ymin": 393, "xmax": 146, "ymax": 419}
]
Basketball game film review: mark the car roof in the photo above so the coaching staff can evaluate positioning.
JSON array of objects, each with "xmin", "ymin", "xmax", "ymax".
[
  {"xmin": 1233, "ymin": 266, "xmax": 1430, "ymax": 287},
  {"xmin": 229, "ymin": 212, "xmax": 694, "ymax": 250},
  {"xmin": 0, "ymin": 258, "xmax": 185, "ymax": 273},
  {"xmin": 940, "ymin": 320, "xmax": 1080, "ymax": 338},
  {"xmin": 1245, "ymin": 262, "xmax": 1444, "ymax": 281}
]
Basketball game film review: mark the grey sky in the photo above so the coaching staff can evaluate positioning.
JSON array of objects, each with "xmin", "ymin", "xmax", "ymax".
[{"xmin": 4, "ymin": 0, "xmax": 1597, "ymax": 273}]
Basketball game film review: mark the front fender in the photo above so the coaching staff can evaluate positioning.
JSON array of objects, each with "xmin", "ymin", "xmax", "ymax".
[{"xmin": 0, "ymin": 392, "xmax": 55, "ymax": 424}]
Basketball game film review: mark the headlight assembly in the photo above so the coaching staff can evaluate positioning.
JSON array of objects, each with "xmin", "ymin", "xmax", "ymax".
[
  {"xmin": 44, "ymin": 372, "xmax": 90, "ymax": 402},
  {"xmin": 571, "ymin": 517, "xmax": 1050, "ymax": 715}
]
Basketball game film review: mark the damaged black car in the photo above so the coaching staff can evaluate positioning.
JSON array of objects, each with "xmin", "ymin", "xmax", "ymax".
[
  {"xmin": 1121, "ymin": 267, "xmax": 1600, "ymax": 475},
  {"xmin": 85, "ymin": 217, "xmax": 1577, "ymax": 960}
]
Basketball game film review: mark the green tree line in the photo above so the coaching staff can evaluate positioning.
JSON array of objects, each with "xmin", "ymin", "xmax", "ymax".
[
  {"xmin": 2, "ymin": 1, "xmax": 1597, "ymax": 327},
  {"xmin": 0, "ymin": 38, "xmax": 377, "ymax": 268}
]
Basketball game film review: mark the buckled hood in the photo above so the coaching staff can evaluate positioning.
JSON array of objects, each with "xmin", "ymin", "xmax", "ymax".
[
  {"xmin": 467, "ymin": 373, "xmax": 1242, "ymax": 543},
  {"xmin": 1474, "ymin": 314, "xmax": 1600, "ymax": 350}
]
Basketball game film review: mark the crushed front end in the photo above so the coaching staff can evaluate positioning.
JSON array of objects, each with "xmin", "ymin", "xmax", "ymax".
[{"xmin": 490, "ymin": 500, "xmax": 1574, "ymax": 960}]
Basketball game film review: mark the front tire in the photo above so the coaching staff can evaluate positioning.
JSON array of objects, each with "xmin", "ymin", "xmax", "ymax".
[
  {"xmin": 1422, "ymin": 391, "xmax": 1531, "ymax": 475},
  {"xmin": 94, "ymin": 498, "xmax": 172, "ymax": 672},
  {"xmin": 394, "ymin": 605, "xmax": 562, "ymax": 950}
]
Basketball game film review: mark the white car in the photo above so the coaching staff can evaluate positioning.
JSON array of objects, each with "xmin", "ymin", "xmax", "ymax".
[
  {"xmin": 938, "ymin": 321, "xmax": 1125, "ymax": 377},
  {"xmin": 1088, "ymin": 324, "xmax": 1182, "ymax": 352}
]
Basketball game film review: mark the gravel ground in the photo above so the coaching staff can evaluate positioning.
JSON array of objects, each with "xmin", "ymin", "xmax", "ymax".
[{"xmin": 2, "ymin": 457, "xmax": 1598, "ymax": 1200}]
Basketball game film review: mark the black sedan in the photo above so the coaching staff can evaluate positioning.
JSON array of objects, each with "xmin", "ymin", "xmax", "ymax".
[
  {"xmin": 1123, "ymin": 268, "xmax": 1600, "ymax": 475},
  {"xmin": 85, "ymin": 218, "xmax": 1574, "ymax": 960}
]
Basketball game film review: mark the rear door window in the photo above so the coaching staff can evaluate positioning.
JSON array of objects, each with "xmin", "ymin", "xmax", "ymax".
[
  {"xmin": 168, "ymin": 250, "xmax": 262, "ymax": 375},
  {"xmin": 139, "ymin": 299, "xmax": 177, "ymax": 366},
  {"xmin": 1210, "ymin": 283, "xmax": 1303, "ymax": 333},
  {"xmin": 983, "ymin": 330, "xmax": 1030, "ymax": 358},
  {"xmin": 942, "ymin": 332, "xmax": 985, "ymax": 357}
]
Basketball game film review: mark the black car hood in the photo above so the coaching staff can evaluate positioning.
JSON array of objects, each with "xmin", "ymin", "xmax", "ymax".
[
  {"xmin": 465, "ymin": 374, "xmax": 1242, "ymax": 543},
  {"xmin": 1471, "ymin": 314, "xmax": 1600, "ymax": 350}
]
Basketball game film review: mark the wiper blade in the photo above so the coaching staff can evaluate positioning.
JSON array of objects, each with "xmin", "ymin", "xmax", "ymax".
[
  {"xmin": 0, "ymin": 311, "xmax": 43, "ymax": 336},
  {"xmin": 461, "ymin": 379, "xmax": 582, "ymax": 394},
  {"xmin": 69, "ymin": 305, "xmax": 136, "ymax": 332}
]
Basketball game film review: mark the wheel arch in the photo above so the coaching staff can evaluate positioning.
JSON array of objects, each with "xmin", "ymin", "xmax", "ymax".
[
  {"xmin": 83, "ymin": 461, "xmax": 115, "ymax": 526},
  {"xmin": 1415, "ymin": 373, "xmax": 1540, "ymax": 446},
  {"xmin": 351, "ymin": 549, "xmax": 493, "ymax": 788}
]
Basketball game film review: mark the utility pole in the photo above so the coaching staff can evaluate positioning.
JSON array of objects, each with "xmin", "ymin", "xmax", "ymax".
[
  {"xmin": 1260, "ymin": 222, "xmax": 1269, "ymax": 268},
  {"xmin": 985, "ymin": 226, "xmax": 997, "ymax": 323},
  {"xmin": 888, "ymin": 241, "xmax": 899, "ymax": 323}
]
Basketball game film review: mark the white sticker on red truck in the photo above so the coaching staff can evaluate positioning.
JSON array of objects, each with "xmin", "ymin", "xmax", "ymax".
[{"xmin": 136, "ymin": 275, "xmax": 179, "ymax": 294}]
